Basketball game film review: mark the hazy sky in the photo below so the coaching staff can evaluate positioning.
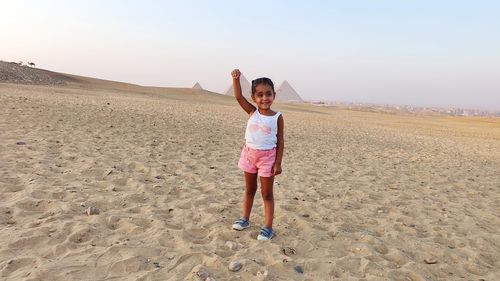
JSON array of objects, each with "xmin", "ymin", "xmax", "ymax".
[{"xmin": 1, "ymin": 0, "xmax": 499, "ymax": 110}]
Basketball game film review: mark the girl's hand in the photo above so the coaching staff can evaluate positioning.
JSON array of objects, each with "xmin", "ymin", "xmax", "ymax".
[
  {"xmin": 231, "ymin": 69, "xmax": 241, "ymax": 79},
  {"xmin": 272, "ymin": 163, "xmax": 282, "ymax": 176}
]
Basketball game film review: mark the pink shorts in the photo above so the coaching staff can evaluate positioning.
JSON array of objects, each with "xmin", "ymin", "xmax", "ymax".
[{"xmin": 238, "ymin": 145, "xmax": 276, "ymax": 177}]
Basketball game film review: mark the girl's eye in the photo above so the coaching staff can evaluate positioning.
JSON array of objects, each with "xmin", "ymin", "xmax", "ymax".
[{"xmin": 257, "ymin": 93, "xmax": 272, "ymax": 98}]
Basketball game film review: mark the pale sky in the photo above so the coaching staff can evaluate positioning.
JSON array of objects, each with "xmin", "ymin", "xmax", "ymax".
[{"xmin": 1, "ymin": 0, "xmax": 499, "ymax": 110}]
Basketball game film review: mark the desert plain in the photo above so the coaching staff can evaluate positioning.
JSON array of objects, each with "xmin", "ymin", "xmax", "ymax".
[{"xmin": 0, "ymin": 69, "xmax": 499, "ymax": 280}]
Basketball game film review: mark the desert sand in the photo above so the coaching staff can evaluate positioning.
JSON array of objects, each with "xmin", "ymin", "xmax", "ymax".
[{"xmin": 0, "ymin": 75, "xmax": 499, "ymax": 280}]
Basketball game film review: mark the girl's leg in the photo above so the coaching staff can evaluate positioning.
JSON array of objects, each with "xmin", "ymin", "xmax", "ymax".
[
  {"xmin": 242, "ymin": 172, "xmax": 258, "ymax": 219},
  {"xmin": 260, "ymin": 176, "xmax": 274, "ymax": 228}
]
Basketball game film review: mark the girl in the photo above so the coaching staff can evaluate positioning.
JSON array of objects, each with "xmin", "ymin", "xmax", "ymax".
[{"xmin": 230, "ymin": 69, "xmax": 284, "ymax": 241}]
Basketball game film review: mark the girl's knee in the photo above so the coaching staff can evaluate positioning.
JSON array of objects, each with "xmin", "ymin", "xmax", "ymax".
[
  {"xmin": 245, "ymin": 188, "xmax": 257, "ymax": 197},
  {"xmin": 261, "ymin": 191, "xmax": 274, "ymax": 201}
]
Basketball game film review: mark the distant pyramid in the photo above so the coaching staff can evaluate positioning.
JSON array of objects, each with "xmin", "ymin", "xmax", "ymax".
[
  {"xmin": 276, "ymin": 80, "xmax": 303, "ymax": 102},
  {"xmin": 192, "ymin": 82, "xmax": 203, "ymax": 90},
  {"xmin": 224, "ymin": 74, "xmax": 252, "ymax": 99}
]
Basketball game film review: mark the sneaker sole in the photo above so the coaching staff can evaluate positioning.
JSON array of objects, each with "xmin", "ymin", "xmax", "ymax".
[
  {"xmin": 257, "ymin": 234, "xmax": 273, "ymax": 241},
  {"xmin": 232, "ymin": 224, "xmax": 249, "ymax": 231}
]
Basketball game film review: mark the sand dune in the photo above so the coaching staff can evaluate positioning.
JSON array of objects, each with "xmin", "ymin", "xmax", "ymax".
[{"xmin": 0, "ymin": 79, "xmax": 499, "ymax": 280}]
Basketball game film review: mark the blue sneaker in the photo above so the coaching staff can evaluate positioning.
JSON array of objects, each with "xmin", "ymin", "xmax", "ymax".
[
  {"xmin": 232, "ymin": 218, "xmax": 250, "ymax": 231},
  {"xmin": 257, "ymin": 227, "xmax": 274, "ymax": 241}
]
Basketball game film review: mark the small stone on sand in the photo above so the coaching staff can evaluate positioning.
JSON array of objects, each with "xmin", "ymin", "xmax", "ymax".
[
  {"xmin": 86, "ymin": 206, "xmax": 100, "ymax": 215},
  {"xmin": 228, "ymin": 260, "xmax": 242, "ymax": 272},
  {"xmin": 294, "ymin": 265, "xmax": 304, "ymax": 274},
  {"xmin": 196, "ymin": 271, "xmax": 208, "ymax": 280},
  {"xmin": 424, "ymin": 257, "xmax": 438, "ymax": 264}
]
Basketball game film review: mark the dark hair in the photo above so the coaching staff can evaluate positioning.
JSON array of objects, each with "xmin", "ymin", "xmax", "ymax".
[{"xmin": 251, "ymin": 77, "xmax": 275, "ymax": 96}]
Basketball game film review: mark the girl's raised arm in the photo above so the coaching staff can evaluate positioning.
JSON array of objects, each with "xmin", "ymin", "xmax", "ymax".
[{"xmin": 231, "ymin": 69, "xmax": 255, "ymax": 115}]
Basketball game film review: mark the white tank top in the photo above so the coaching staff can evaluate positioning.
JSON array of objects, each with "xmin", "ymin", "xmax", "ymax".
[{"xmin": 245, "ymin": 110, "xmax": 281, "ymax": 150}]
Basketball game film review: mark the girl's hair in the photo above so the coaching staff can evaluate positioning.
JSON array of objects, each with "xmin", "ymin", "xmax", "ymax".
[{"xmin": 251, "ymin": 77, "xmax": 275, "ymax": 96}]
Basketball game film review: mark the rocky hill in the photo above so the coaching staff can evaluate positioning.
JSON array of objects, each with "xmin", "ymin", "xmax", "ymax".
[{"xmin": 0, "ymin": 61, "xmax": 77, "ymax": 86}]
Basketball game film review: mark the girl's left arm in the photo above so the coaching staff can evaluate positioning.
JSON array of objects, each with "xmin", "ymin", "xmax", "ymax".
[{"xmin": 273, "ymin": 115, "xmax": 285, "ymax": 176}]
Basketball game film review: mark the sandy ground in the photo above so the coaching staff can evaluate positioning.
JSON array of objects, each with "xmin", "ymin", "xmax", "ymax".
[{"xmin": 0, "ymin": 82, "xmax": 499, "ymax": 281}]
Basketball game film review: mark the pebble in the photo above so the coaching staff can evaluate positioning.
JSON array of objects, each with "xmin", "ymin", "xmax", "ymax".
[
  {"xmin": 16, "ymin": 141, "xmax": 27, "ymax": 145},
  {"xmin": 228, "ymin": 260, "xmax": 242, "ymax": 272},
  {"xmin": 86, "ymin": 206, "xmax": 100, "ymax": 215},
  {"xmin": 195, "ymin": 270, "xmax": 209, "ymax": 280},
  {"xmin": 294, "ymin": 265, "xmax": 304, "ymax": 274},
  {"xmin": 205, "ymin": 277, "xmax": 216, "ymax": 281},
  {"xmin": 424, "ymin": 257, "xmax": 438, "ymax": 264}
]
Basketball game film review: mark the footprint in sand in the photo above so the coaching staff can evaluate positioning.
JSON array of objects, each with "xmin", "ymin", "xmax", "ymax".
[
  {"xmin": 67, "ymin": 226, "xmax": 93, "ymax": 244},
  {"xmin": 181, "ymin": 228, "xmax": 211, "ymax": 244},
  {"xmin": 0, "ymin": 257, "xmax": 37, "ymax": 278}
]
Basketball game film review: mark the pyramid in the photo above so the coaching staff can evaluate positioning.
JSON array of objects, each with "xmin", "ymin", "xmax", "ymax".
[
  {"xmin": 192, "ymin": 82, "xmax": 203, "ymax": 90},
  {"xmin": 224, "ymin": 74, "xmax": 252, "ymax": 99},
  {"xmin": 276, "ymin": 80, "xmax": 303, "ymax": 102}
]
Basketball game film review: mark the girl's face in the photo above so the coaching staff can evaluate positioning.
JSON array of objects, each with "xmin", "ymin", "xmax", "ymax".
[{"xmin": 252, "ymin": 84, "xmax": 275, "ymax": 110}]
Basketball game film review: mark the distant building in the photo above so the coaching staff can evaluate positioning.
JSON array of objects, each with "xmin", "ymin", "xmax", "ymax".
[
  {"xmin": 276, "ymin": 80, "xmax": 304, "ymax": 102},
  {"xmin": 192, "ymin": 82, "xmax": 203, "ymax": 90}
]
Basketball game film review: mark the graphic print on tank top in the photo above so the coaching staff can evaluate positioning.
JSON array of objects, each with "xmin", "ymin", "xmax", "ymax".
[
  {"xmin": 249, "ymin": 123, "xmax": 272, "ymax": 135},
  {"xmin": 245, "ymin": 110, "xmax": 281, "ymax": 150}
]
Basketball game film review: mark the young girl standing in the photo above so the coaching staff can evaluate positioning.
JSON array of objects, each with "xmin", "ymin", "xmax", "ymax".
[{"xmin": 230, "ymin": 69, "xmax": 284, "ymax": 241}]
